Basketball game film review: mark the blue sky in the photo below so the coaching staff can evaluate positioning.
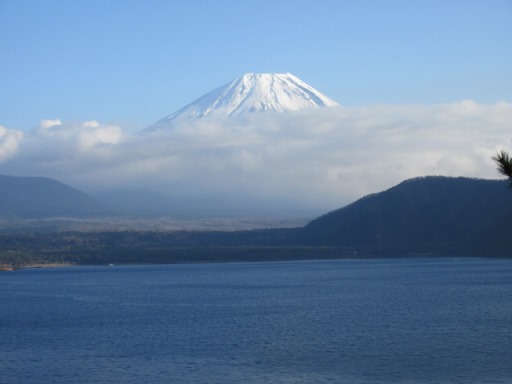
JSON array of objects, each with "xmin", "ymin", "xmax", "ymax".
[{"xmin": 1, "ymin": 0, "xmax": 511, "ymax": 132}]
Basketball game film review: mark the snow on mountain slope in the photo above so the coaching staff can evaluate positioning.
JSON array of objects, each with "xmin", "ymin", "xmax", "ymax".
[{"xmin": 145, "ymin": 73, "xmax": 340, "ymax": 132}]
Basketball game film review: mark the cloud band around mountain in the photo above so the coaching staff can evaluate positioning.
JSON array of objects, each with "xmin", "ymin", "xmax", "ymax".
[{"xmin": 1, "ymin": 100, "xmax": 511, "ymax": 213}]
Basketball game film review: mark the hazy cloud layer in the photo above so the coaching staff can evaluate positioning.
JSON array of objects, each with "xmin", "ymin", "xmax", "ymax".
[{"xmin": 1, "ymin": 100, "xmax": 511, "ymax": 212}]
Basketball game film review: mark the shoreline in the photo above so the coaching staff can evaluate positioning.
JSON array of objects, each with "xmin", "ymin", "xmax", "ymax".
[
  {"xmin": 23, "ymin": 263, "xmax": 76, "ymax": 269},
  {"xmin": 1, "ymin": 255, "xmax": 507, "ymax": 272},
  {"xmin": 0, "ymin": 262, "xmax": 75, "ymax": 271}
]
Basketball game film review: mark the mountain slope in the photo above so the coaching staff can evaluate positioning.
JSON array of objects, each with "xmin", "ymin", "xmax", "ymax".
[
  {"xmin": 145, "ymin": 73, "xmax": 339, "ymax": 132},
  {"xmin": 299, "ymin": 176, "xmax": 512, "ymax": 256},
  {"xmin": 0, "ymin": 175, "xmax": 109, "ymax": 218}
]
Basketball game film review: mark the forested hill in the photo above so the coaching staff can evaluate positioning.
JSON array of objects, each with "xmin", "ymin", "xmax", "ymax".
[
  {"xmin": 300, "ymin": 176, "xmax": 512, "ymax": 256},
  {"xmin": 0, "ymin": 175, "xmax": 109, "ymax": 218}
]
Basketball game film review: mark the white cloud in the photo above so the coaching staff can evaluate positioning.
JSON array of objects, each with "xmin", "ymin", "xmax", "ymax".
[
  {"xmin": 0, "ymin": 125, "xmax": 23, "ymax": 162},
  {"xmin": 1, "ymin": 100, "xmax": 511, "ymax": 214},
  {"xmin": 36, "ymin": 119, "xmax": 122, "ymax": 149},
  {"xmin": 39, "ymin": 119, "xmax": 62, "ymax": 130},
  {"xmin": 76, "ymin": 123, "xmax": 122, "ymax": 150}
]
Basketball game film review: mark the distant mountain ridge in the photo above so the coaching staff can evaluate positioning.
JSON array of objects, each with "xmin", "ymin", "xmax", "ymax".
[
  {"xmin": 145, "ymin": 73, "xmax": 339, "ymax": 132},
  {"xmin": 1, "ymin": 175, "xmax": 511, "ymax": 267},
  {"xmin": 0, "ymin": 175, "xmax": 109, "ymax": 218}
]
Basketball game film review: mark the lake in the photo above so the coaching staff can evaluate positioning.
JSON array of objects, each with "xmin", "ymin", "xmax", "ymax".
[{"xmin": 1, "ymin": 258, "xmax": 511, "ymax": 383}]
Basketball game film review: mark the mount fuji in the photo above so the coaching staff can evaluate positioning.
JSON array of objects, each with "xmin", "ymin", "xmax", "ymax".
[{"xmin": 145, "ymin": 73, "xmax": 340, "ymax": 132}]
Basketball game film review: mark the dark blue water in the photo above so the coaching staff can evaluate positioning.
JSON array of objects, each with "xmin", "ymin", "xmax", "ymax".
[{"xmin": 1, "ymin": 258, "xmax": 511, "ymax": 384}]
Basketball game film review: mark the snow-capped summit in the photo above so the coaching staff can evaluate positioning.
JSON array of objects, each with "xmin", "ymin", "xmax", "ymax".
[{"xmin": 145, "ymin": 73, "xmax": 340, "ymax": 132}]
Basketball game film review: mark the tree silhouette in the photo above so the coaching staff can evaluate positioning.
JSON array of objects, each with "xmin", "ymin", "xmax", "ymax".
[{"xmin": 492, "ymin": 150, "xmax": 512, "ymax": 187}]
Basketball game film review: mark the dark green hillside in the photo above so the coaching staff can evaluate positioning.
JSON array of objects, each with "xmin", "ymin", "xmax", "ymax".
[
  {"xmin": 300, "ymin": 176, "xmax": 512, "ymax": 256},
  {"xmin": 0, "ymin": 175, "xmax": 109, "ymax": 218}
]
